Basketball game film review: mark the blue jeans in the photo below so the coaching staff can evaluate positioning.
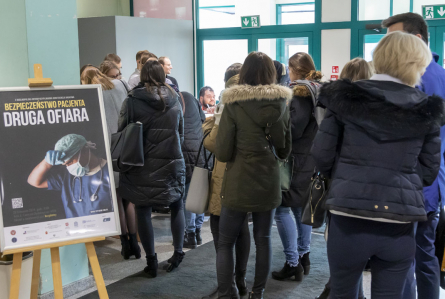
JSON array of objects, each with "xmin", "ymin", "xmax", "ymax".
[
  {"xmin": 183, "ymin": 183, "xmax": 205, "ymax": 233},
  {"xmin": 402, "ymin": 211, "xmax": 440, "ymax": 299},
  {"xmin": 274, "ymin": 206, "xmax": 312, "ymax": 266}
]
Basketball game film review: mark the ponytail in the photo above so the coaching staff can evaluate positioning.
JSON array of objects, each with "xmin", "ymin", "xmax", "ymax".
[{"xmin": 305, "ymin": 70, "xmax": 323, "ymax": 81}]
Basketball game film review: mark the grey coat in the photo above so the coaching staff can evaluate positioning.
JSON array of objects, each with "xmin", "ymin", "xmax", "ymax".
[{"xmin": 102, "ymin": 79, "xmax": 129, "ymax": 185}]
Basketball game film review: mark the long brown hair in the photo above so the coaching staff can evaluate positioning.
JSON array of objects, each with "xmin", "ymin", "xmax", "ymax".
[
  {"xmin": 288, "ymin": 52, "xmax": 322, "ymax": 81},
  {"xmin": 140, "ymin": 60, "xmax": 174, "ymax": 111},
  {"xmin": 81, "ymin": 66, "xmax": 114, "ymax": 90},
  {"xmin": 239, "ymin": 52, "xmax": 276, "ymax": 86}
]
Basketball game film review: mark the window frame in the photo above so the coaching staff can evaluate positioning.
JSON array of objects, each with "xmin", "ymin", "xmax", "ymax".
[{"xmin": 276, "ymin": 2, "xmax": 316, "ymax": 26}]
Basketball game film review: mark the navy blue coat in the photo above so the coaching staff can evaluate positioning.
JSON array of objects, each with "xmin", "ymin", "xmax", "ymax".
[
  {"xmin": 311, "ymin": 79, "xmax": 443, "ymax": 222},
  {"xmin": 419, "ymin": 52, "xmax": 445, "ymax": 212}
]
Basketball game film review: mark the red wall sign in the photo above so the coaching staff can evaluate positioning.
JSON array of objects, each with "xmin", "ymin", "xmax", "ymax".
[
  {"xmin": 331, "ymin": 75, "xmax": 339, "ymax": 81},
  {"xmin": 332, "ymin": 66, "xmax": 339, "ymax": 73}
]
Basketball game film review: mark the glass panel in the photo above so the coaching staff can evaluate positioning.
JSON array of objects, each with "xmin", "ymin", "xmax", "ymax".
[
  {"xmin": 413, "ymin": 0, "xmax": 445, "ymax": 14},
  {"xmin": 203, "ymin": 39, "xmax": 248, "ymax": 98},
  {"xmin": 358, "ymin": 0, "xmax": 390, "ymax": 20},
  {"xmin": 443, "ymin": 32, "xmax": 445, "ymax": 69},
  {"xmin": 198, "ymin": 0, "xmax": 315, "ymax": 29},
  {"xmin": 393, "ymin": 0, "xmax": 411, "ymax": 15},
  {"xmin": 364, "ymin": 34, "xmax": 385, "ymax": 61},
  {"xmin": 258, "ymin": 37, "xmax": 309, "ymax": 66},
  {"xmin": 279, "ymin": 4, "xmax": 315, "ymax": 25}
]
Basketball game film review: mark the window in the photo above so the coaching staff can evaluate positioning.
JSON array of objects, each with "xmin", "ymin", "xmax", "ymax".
[
  {"xmin": 198, "ymin": 0, "xmax": 316, "ymax": 29},
  {"xmin": 258, "ymin": 37, "xmax": 309, "ymax": 65},
  {"xmin": 358, "ymin": 0, "xmax": 412, "ymax": 21},
  {"xmin": 199, "ymin": 6, "xmax": 237, "ymax": 29},
  {"xmin": 203, "ymin": 39, "xmax": 249, "ymax": 98},
  {"xmin": 277, "ymin": 3, "xmax": 315, "ymax": 25},
  {"xmin": 363, "ymin": 34, "xmax": 385, "ymax": 61}
]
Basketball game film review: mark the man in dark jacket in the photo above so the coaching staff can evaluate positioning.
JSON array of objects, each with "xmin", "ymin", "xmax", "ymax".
[
  {"xmin": 383, "ymin": 13, "xmax": 445, "ymax": 299},
  {"xmin": 177, "ymin": 91, "xmax": 207, "ymax": 248}
]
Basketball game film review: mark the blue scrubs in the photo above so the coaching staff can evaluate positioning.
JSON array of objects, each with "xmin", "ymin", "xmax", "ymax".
[{"xmin": 47, "ymin": 162, "xmax": 114, "ymax": 218}]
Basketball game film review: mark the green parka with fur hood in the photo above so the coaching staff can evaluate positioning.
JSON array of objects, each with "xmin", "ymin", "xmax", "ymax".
[{"xmin": 216, "ymin": 84, "xmax": 293, "ymax": 212}]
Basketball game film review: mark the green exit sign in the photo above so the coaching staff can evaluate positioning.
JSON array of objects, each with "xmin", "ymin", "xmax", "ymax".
[
  {"xmin": 241, "ymin": 15, "xmax": 261, "ymax": 29},
  {"xmin": 423, "ymin": 5, "xmax": 445, "ymax": 20}
]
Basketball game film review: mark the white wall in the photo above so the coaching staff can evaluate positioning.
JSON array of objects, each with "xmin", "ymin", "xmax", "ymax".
[
  {"xmin": 115, "ymin": 16, "xmax": 194, "ymax": 93},
  {"xmin": 322, "ymin": 0, "xmax": 351, "ymax": 22},
  {"xmin": 321, "ymin": 29, "xmax": 351, "ymax": 81}
]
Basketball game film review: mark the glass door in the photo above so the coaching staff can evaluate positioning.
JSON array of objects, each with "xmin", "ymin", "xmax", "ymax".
[
  {"xmin": 254, "ymin": 32, "xmax": 313, "ymax": 67},
  {"xmin": 358, "ymin": 29, "xmax": 386, "ymax": 61}
]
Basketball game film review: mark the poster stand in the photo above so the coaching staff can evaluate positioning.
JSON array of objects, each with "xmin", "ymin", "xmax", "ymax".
[{"xmin": 2, "ymin": 64, "xmax": 110, "ymax": 299}]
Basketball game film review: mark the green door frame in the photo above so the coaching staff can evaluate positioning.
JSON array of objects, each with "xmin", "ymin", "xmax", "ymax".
[
  {"xmin": 253, "ymin": 31, "xmax": 313, "ymax": 61},
  {"xmin": 195, "ymin": 0, "xmax": 445, "ymax": 92}
]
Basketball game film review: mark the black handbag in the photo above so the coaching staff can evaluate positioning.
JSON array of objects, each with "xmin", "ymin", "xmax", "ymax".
[
  {"xmin": 110, "ymin": 98, "xmax": 144, "ymax": 172},
  {"xmin": 301, "ymin": 171, "xmax": 329, "ymax": 228}
]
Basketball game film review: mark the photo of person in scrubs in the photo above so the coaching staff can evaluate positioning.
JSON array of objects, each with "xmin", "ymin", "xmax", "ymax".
[{"xmin": 28, "ymin": 134, "xmax": 113, "ymax": 218}]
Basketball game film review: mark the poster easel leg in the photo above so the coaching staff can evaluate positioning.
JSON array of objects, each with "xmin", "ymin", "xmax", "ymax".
[
  {"xmin": 50, "ymin": 247, "xmax": 64, "ymax": 299},
  {"xmin": 9, "ymin": 253, "xmax": 23, "ymax": 299},
  {"xmin": 31, "ymin": 249, "xmax": 42, "ymax": 299},
  {"xmin": 85, "ymin": 242, "xmax": 109, "ymax": 299}
]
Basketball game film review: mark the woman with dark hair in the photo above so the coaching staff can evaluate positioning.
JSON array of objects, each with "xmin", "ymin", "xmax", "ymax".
[
  {"xmin": 215, "ymin": 52, "xmax": 292, "ymax": 299},
  {"xmin": 271, "ymin": 52, "xmax": 322, "ymax": 282},
  {"xmin": 118, "ymin": 60, "xmax": 186, "ymax": 277}
]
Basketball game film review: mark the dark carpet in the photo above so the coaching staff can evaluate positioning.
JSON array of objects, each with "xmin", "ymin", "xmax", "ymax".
[{"xmin": 80, "ymin": 226, "xmax": 330, "ymax": 299}]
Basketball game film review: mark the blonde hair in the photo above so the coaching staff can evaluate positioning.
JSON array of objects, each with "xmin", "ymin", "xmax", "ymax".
[
  {"xmin": 99, "ymin": 61, "xmax": 119, "ymax": 77},
  {"xmin": 373, "ymin": 31, "xmax": 431, "ymax": 86},
  {"xmin": 81, "ymin": 66, "xmax": 114, "ymax": 90},
  {"xmin": 340, "ymin": 58, "xmax": 374, "ymax": 82}
]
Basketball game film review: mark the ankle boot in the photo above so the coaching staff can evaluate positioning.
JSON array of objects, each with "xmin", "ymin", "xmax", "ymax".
[
  {"xmin": 183, "ymin": 232, "xmax": 197, "ymax": 249},
  {"xmin": 119, "ymin": 234, "xmax": 131, "ymax": 260},
  {"xmin": 315, "ymin": 286, "xmax": 330, "ymax": 299},
  {"xmin": 235, "ymin": 271, "xmax": 248, "ymax": 296},
  {"xmin": 128, "ymin": 233, "xmax": 141, "ymax": 259},
  {"xmin": 144, "ymin": 253, "xmax": 158, "ymax": 278},
  {"xmin": 231, "ymin": 282, "xmax": 240, "ymax": 299},
  {"xmin": 300, "ymin": 252, "xmax": 311, "ymax": 275},
  {"xmin": 196, "ymin": 228, "xmax": 202, "ymax": 245},
  {"xmin": 271, "ymin": 261, "xmax": 304, "ymax": 281},
  {"xmin": 247, "ymin": 291, "xmax": 264, "ymax": 299},
  {"xmin": 167, "ymin": 251, "xmax": 185, "ymax": 272}
]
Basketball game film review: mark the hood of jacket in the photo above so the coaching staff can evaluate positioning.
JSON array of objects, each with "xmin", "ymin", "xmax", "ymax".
[
  {"xmin": 318, "ymin": 79, "xmax": 445, "ymax": 140},
  {"xmin": 221, "ymin": 84, "xmax": 292, "ymax": 127},
  {"xmin": 129, "ymin": 85, "xmax": 178, "ymax": 111}
]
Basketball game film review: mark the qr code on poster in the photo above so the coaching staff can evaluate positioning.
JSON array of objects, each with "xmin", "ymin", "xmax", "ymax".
[{"xmin": 12, "ymin": 198, "xmax": 23, "ymax": 209}]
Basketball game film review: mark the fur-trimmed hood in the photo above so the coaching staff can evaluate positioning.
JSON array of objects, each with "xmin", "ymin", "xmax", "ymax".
[
  {"xmin": 221, "ymin": 84, "xmax": 292, "ymax": 127},
  {"xmin": 319, "ymin": 79, "xmax": 445, "ymax": 140}
]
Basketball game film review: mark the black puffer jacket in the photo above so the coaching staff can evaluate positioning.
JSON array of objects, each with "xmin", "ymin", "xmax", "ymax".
[
  {"xmin": 311, "ymin": 79, "xmax": 444, "ymax": 222},
  {"xmin": 118, "ymin": 85, "xmax": 186, "ymax": 206},
  {"xmin": 282, "ymin": 83, "xmax": 318, "ymax": 207},
  {"xmin": 178, "ymin": 91, "xmax": 206, "ymax": 183}
]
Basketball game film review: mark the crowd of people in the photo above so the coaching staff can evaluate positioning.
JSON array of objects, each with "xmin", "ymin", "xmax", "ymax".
[{"xmin": 79, "ymin": 12, "xmax": 445, "ymax": 299}]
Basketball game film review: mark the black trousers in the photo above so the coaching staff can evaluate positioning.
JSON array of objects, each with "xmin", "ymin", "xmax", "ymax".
[
  {"xmin": 328, "ymin": 214, "xmax": 415, "ymax": 299},
  {"xmin": 216, "ymin": 207, "xmax": 275, "ymax": 298},
  {"xmin": 135, "ymin": 199, "xmax": 185, "ymax": 257},
  {"xmin": 210, "ymin": 213, "xmax": 250, "ymax": 276}
]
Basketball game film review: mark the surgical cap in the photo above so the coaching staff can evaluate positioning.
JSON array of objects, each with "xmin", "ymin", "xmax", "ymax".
[{"xmin": 54, "ymin": 134, "xmax": 87, "ymax": 163}]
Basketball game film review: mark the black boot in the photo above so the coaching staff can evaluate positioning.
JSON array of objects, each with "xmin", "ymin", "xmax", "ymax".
[
  {"xmin": 316, "ymin": 286, "xmax": 330, "ymax": 299},
  {"xmin": 300, "ymin": 252, "xmax": 311, "ymax": 275},
  {"xmin": 196, "ymin": 228, "xmax": 202, "ymax": 245},
  {"xmin": 167, "ymin": 251, "xmax": 185, "ymax": 272},
  {"xmin": 235, "ymin": 271, "xmax": 248, "ymax": 296},
  {"xmin": 144, "ymin": 254, "xmax": 158, "ymax": 278},
  {"xmin": 201, "ymin": 287, "xmax": 218, "ymax": 299},
  {"xmin": 247, "ymin": 291, "xmax": 263, "ymax": 299},
  {"xmin": 183, "ymin": 232, "xmax": 197, "ymax": 249},
  {"xmin": 271, "ymin": 261, "xmax": 304, "ymax": 281},
  {"xmin": 119, "ymin": 234, "xmax": 131, "ymax": 260},
  {"xmin": 231, "ymin": 281, "xmax": 240, "ymax": 299},
  {"xmin": 128, "ymin": 233, "xmax": 141, "ymax": 259}
]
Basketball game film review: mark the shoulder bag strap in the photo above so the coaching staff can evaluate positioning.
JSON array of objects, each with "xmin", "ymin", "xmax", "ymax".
[
  {"xmin": 119, "ymin": 79, "xmax": 130, "ymax": 93},
  {"xmin": 178, "ymin": 92, "xmax": 186, "ymax": 115},
  {"xmin": 126, "ymin": 97, "xmax": 134, "ymax": 125}
]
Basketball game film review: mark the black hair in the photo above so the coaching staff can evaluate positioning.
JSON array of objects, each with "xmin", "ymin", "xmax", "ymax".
[
  {"xmin": 140, "ymin": 60, "xmax": 173, "ymax": 111},
  {"xmin": 224, "ymin": 63, "xmax": 243, "ymax": 83},
  {"xmin": 273, "ymin": 60, "xmax": 284, "ymax": 83},
  {"xmin": 382, "ymin": 13, "xmax": 429, "ymax": 44},
  {"xmin": 199, "ymin": 86, "xmax": 214, "ymax": 99}
]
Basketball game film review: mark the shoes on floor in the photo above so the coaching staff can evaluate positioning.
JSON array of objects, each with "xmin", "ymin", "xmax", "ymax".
[
  {"xmin": 119, "ymin": 234, "xmax": 131, "ymax": 260},
  {"xmin": 300, "ymin": 252, "xmax": 311, "ymax": 275},
  {"xmin": 184, "ymin": 232, "xmax": 198, "ymax": 249},
  {"xmin": 128, "ymin": 233, "xmax": 141, "ymax": 259},
  {"xmin": 144, "ymin": 253, "xmax": 158, "ymax": 278},
  {"xmin": 316, "ymin": 286, "xmax": 330, "ymax": 299},
  {"xmin": 166, "ymin": 251, "xmax": 185, "ymax": 272},
  {"xmin": 271, "ymin": 261, "xmax": 304, "ymax": 281},
  {"xmin": 196, "ymin": 228, "xmax": 203, "ymax": 245}
]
